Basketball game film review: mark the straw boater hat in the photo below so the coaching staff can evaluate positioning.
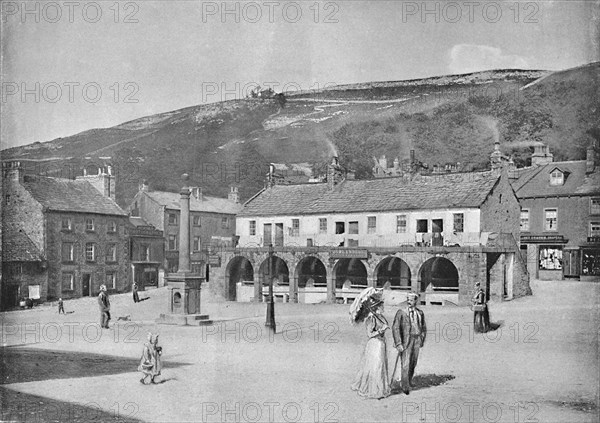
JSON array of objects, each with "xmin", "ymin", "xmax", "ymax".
[{"xmin": 407, "ymin": 292, "xmax": 419, "ymax": 300}]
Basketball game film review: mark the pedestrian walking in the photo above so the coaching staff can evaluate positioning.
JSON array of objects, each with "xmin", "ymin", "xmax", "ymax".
[
  {"xmin": 58, "ymin": 298, "xmax": 65, "ymax": 314},
  {"xmin": 350, "ymin": 287, "xmax": 391, "ymax": 399},
  {"xmin": 98, "ymin": 285, "xmax": 111, "ymax": 329},
  {"xmin": 139, "ymin": 333, "xmax": 163, "ymax": 384},
  {"xmin": 132, "ymin": 283, "xmax": 140, "ymax": 303},
  {"xmin": 472, "ymin": 282, "xmax": 490, "ymax": 333},
  {"xmin": 391, "ymin": 292, "xmax": 426, "ymax": 395}
]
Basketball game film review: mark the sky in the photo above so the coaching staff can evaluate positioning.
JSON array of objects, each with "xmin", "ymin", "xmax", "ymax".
[{"xmin": 1, "ymin": 0, "xmax": 599, "ymax": 149}]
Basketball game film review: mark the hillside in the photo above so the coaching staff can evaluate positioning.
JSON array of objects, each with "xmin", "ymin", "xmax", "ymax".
[{"xmin": 2, "ymin": 64, "xmax": 598, "ymax": 207}]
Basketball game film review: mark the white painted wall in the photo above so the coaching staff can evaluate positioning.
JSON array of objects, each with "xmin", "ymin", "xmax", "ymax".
[{"xmin": 236, "ymin": 208, "xmax": 481, "ymax": 247}]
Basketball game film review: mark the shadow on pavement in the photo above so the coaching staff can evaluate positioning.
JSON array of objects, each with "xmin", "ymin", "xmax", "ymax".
[
  {"xmin": 0, "ymin": 347, "xmax": 189, "ymax": 385},
  {"xmin": 411, "ymin": 374, "xmax": 455, "ymax": 391},
  {"xmin": 0, "ymin": 387, "xmax": 143, "ymax": 422}
]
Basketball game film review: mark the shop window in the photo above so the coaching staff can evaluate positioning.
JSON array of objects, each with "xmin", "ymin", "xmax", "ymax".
[
  {"xmin": 539, "ymin": 246, "xmax": 562, "ymax": 270},
  {"xmin": 582, "ymin": 249, "xmax": 600, "ymax": 276}
]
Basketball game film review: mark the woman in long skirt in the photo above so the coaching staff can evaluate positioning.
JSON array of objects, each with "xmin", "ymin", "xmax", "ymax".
[
  {"xmin": 138, "ymin": 333, "xmax": 162, "ymax": 384},
  {"xmin": 351, "ymin": 301, "xmax": 391, "ymax": 399}
]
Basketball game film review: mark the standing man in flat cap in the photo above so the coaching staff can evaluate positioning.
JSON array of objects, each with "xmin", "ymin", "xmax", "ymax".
[
  {"xmin": 98, "ymin": 285, "xmax": 111, "ymax": 329},
  {"xmin": 391, "ymin": 292, "xmax": 426, "ymax": 394}
]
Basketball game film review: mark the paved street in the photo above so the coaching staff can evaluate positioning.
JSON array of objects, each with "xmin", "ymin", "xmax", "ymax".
[{"xmin": 1, "ymin": 280, "xmax": 598, "ymax": 423}]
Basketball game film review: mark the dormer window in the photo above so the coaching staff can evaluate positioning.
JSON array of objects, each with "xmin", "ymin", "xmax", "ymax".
[{"xmin": 550, "ymin": 169, "xmax": 564, "ymax": 186}]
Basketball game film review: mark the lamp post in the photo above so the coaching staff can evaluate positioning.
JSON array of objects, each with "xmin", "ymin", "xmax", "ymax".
[{"xmin": 265, "ymin": 243, "xmax": 276, "ymax": 333}]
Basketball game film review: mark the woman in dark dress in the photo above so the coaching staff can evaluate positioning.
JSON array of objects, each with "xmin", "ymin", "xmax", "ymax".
[{"xmin": 472, "ymin": 282, "xmax": 490, "ymax": 333}]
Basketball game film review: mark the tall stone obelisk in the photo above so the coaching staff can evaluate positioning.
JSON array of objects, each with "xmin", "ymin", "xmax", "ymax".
[{"xmin": 157, "ymin": 174, "xmax": 211, "ymax": 326}]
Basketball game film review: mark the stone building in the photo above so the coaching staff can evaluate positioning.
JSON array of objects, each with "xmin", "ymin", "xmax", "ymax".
[
  {"xmin": 511, "ymin": 142, "xmax": 600, "ymax": 281},
  {"xmin": 127, "ymin": 182, "xmax": 242, "ymax": 276},
  {"xmin": 127, "ymin": 216, "xmax": 164, "ymax": 290},
  {"xmin": 211, "ymin": 157, "xmax": 530, "ymax": 306},
  {"xmin": 1, "ymin": 162, "xmax": 130, "ymax": 307}
]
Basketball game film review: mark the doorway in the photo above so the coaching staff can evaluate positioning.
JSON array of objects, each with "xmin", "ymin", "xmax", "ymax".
[
  {"xmin": 82, "ymin": 274, "xmax": 91, "ymax": 296},
  {"xmin": 432, "ymin": 219, "xmax": 444, "ymax": 246}
]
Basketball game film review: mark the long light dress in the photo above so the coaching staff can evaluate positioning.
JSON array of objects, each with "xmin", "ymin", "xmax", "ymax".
[{"xmin": 351, "ymin": 313, "xmax": 391, "ymax": 399}]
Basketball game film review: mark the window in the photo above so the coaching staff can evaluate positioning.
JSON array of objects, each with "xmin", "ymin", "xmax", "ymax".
[
  {"xmin": 416, "ymin": 219, "xmax": 428, "ymax": 233},
  {"xmin": 335, "ymin": 222, "xmax": 345, "ymax": 234},
  {"xmin": 105, "ymin": 244, "xmax": 117, "ymax": 262},
  {"xmin": 221, "ymin": 217, "xmax": 229, "ymax": 229},
  {"xmin": 349, "ymin": 221, "xmax": 359, "ymax": 234},
  {"xmin": 367, "ymin": 217, "xmax": 376, "ymax": 234},
  {"xmin": 168, "ymin": 213, "xmax": 178, "ymax": 225},
  {"xmin": 453, "ymin": 213, "xmax": 464, "ymax": 233},
  {"xmin": 5, "ymin": 194, "xmax": 10, "ymax": 204},
  {"xmin": 520, "ymin": 210, "xmax": 530, "ymax": 232},
  {"xmin": 550, "ymin": 170, "xmax": 564, "ymax": 186},
  {"xmin": 590, "ymin": 222, "xmax": 600, "ymax": 237},
  {"xmin": 291, "ymin": 219, "xmax": 299, "ymax": 236},
  {"xmin": 319, "ymin": 218, "xmax": 327, "ymax": 234},
  {"xmin": 106, "ymin": 273, "xmax": 116, "ymax": 290},
  {"xmin": 62, "ymin": 273, "xmax": 74, "ymax": 291},
  {"xmin": 249, "ymin": 220, "xmax": 256, "ymax": 236},
  {"xmin": 168, "ymin": 235, "xmax": 178, "ymax": 251},
  {"xmin": 107, "ymin": 221, "xmax": 117, "ymax": 233},
  {"xmin": 192, "ymin": 215, "xmax": 201, "ymax": 226},
  {"xmin": 544, "ymin": 209, "xmax": 557, "ymax": 231},
  {"xmin": 61, "ymin": 218, "xmax": 72, "ymax": 231},
  {"xmin": 591, "ymin": 198, "xmax": 600, "ymax": 215},
  {"xmin": 396, "ymin": 215, "xmax": 407, "ymax": 233},
  {"xmin": 61, "ymin": 243, "xmax": 74, "ymax": 262},
  {"xmin": 85, "ymin": 218, "xmax": 95, "ymax": 231},
  {"xmin": 347, "ymin": 239, "xmax": 359, "ymax": 247},
  {"xmin": 193, "ymin": 236, "xmax": 201, "ymax": 252},
  {"xmin": 582, "ymin": 249, "xmax": 600, "ymax": 276},
  {"xmin": 85, "ymin": 243, "xmax": 96, "ymax": 261},
  {"xmin": 140, "ymin": 244, "xmax": 150, "ymax": 261},
  {"xmin": 539, "ymin": 246, "xmax": 562, "ymax": 270}
]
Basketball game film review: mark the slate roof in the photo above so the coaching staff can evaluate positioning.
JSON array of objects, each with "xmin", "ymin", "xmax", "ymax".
[
  {"xmin": 2, "ymin": 228, "xmax": 42, "ymax": 262},
  {"xmin": 239, "ymin": 171, "xmax": 501, "ymax": 217},
  {"xmin": 23, "ymin": 175, "xmax": 127, "ymax": 216},
  {"xmin": 145, "ymin": 191, "xmax": 243, "ymax": 215},
  {"xmin": 511, "ymin": 160, "xmax": 600, "ymax": 198}
]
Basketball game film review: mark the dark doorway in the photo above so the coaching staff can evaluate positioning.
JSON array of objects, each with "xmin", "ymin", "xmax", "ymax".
[
  {"xmin": 432, "ymin": 219, "xmax": 444, "ymax": 246},
  {"xmin": 82, "ymin": 274, "xmax": 91, "ymax": 296}
]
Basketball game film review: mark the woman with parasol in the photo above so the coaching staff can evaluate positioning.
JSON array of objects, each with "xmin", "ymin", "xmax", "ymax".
[{"xmin": 349, "ymin": 287, "xmax": 391, "ymax": 399}]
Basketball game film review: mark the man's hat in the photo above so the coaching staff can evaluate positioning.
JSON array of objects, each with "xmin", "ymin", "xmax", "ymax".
[
  {"xmin": 99, "ymin": 285, "xmax": 107, "ymax": 291},
  {"xmin": 475, "ymin": 282, "xmax": 481, "ymax": 287},
  {"xmin": 407, "ymin": 292, "xmax": 419, "ymax": 300}
]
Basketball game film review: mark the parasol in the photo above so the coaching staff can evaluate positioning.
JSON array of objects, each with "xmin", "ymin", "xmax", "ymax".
[{"xmin": 349, "ymin": 287, "xmax": 385, "ymax": 325}]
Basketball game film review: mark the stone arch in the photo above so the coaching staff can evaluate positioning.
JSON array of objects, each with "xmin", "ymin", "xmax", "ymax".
[
  {"xmin": 295, "ymin": 255, "xmax": 327, "ymax": 288},
  {"xmin": 375, "ymin": 256, "xmax": 411, "ymax": 289},
  {"xmin": 258, "ymin": 255, "xmax": 290, "ymax": 286},
  {"xmin": 225, "ymin": 256, "xmax": 254, "ymax": 301},
  {"xmin": 418, "ymin": 257, "xmax": 459, "ymax": 292},
  {"xmin": 333, "ymin": 258, "xmax": 368, "ymax": 289}
]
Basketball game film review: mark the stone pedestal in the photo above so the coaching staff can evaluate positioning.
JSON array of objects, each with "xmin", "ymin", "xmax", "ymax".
[{"xmin": 156, "ymin": 273, "xmax": 212, "ymax": 326}]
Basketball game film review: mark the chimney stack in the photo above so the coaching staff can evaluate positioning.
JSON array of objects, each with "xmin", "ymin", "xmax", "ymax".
[
  {"xmin": 76, "ymin": 164, "xmax": 115, "ymax": 201},
  {"xmin": 190, "ymin": 187, "xmax": 202, "ymax": 201},
  {"xmin": 327, "ymin": 156, "xmax": 344, "ymax": 190},
  {"xmin": 531, "ymin": 143, "xmax": 553, "ymax": 167},
  {"xmin": 139, "ymin": 179, "xmax": 149, "ymax": 192},
  {"xmin": 228, "ymin": 186, "xmax": 239, "ymax": 203},
  {"xmin": 3, "ymin": 161, "xmax": 24, "ymax": 183},
  {"xmin": 586, "ymin": 141, "xmax": 598, "ymax": 174}
]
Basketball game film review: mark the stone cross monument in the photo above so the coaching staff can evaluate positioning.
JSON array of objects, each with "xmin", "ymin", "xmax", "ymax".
[{"xmin": 157, "ymin": 174, "xmax": 211, "ymax": 326}]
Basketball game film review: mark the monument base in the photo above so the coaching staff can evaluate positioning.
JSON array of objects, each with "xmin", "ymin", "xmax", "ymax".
[
  {"xmin": 156, "ymin": 313, "xmax": 213, "ymax": 326},
  {"xmin": 157, "ymin": 272, "xmax": 211, "ymax": 325}
]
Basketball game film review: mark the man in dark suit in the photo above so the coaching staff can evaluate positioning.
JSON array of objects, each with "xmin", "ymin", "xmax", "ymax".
[
  {"xmin": 391, "ymin": 292, "xmax": 426, "ymax": 394},
  {"xmin": 98, "ymin": 285, "xmax": 111, "ymax": 329}
]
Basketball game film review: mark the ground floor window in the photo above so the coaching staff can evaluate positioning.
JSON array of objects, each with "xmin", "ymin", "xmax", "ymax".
[
  {"xmin": 539, "ymin": 246, "xmax": 563, "ymax": 270},
  {"xmin": 582, "ymin": 249, "xmax": 600, "ymax": 276}
]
